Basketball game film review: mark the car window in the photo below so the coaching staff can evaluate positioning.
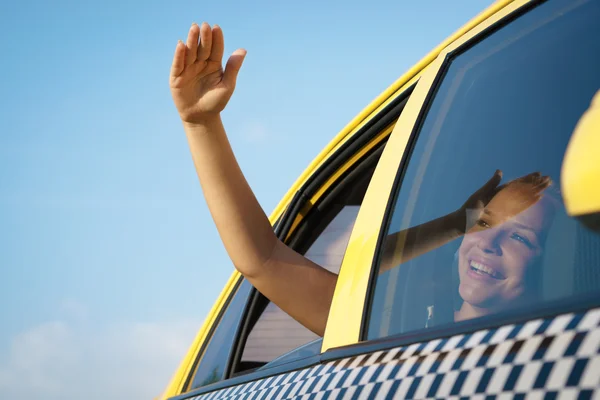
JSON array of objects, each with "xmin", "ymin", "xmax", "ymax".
[
  {"xmin": 366, "ymin": 0, "xmax": 600, "ymax": 340},
  {"xmin": 241, "ymin": 206, "xmax": 359, "ymax": 363},
  {"xmin": 188, "ymin": 279, "xmax": 252, "ymax": 390}
]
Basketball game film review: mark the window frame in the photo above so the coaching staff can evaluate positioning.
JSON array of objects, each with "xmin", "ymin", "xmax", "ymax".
[{"xmin": 323, "ymin": 0, "xmax": 552, "ymax": 352}]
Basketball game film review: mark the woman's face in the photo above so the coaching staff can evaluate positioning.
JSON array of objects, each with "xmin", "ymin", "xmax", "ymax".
[{"xmin": 457, "ymin": 188, "xmax": 550, "ymax": 312}]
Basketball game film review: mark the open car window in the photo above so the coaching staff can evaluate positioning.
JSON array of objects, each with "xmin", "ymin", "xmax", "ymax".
[
  {"xmin": 240, "ymin": 206, "xmax": 359, "ymax": 364},
  {"xmin": 235, "ymin": 142, "xmax": 387, "ymax": 371}
]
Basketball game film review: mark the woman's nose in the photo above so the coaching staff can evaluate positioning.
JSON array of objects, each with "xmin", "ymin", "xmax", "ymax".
[{"xmin": 475, "ymin": 227, "xmax": 503, "ymax": 255}]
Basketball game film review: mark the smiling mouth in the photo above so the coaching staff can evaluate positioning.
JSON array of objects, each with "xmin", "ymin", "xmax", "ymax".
[{"xmin": 469, "ymin": 261, "xmax": 504, "ymax": 280}]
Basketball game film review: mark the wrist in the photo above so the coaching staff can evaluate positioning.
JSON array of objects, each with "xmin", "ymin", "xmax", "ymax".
[
  {"xmin": 450, "ymin": 209, "xmax": 467, "ymax": 235},
  {"xmin": 181, "ymin": 114, "xmax": 222, "ymax": 130}
]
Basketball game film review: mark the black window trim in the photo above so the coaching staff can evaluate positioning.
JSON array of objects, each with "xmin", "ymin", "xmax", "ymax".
[
  {"xmin": 287, "ymin": 140, "xmax": 388, "ymax": 254},
  {"xmin": 359, "ymin": 0, "xmax": 590, "ymax": 348}
]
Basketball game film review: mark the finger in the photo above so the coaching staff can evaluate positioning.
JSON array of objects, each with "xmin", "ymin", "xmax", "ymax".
[
  {"xmin": 493, "ymin": 183, "xmax": 507, "ymax": 195},
  {"xmin": 533, "ymin": 176, "xmax": 552, "ymax": 192},
  {"xmin": 499, "ymin": 172, "xmax": 543, "ymax": 193},
  {"xmin": 539, "ymin": 176, "xmax": 552, "ymax": 186},
  {"xmin": 474, "ymin": 170, "xmax": 502, "ymax": 204},
  {"xmin": 223, "ymin": 49, "xmax": 247, "ymax": 89},
  {"xmin": 209, "ymin": 24, "xmax": 225, "ymax": 63},
  {"xmin": 170, "ymin": 40, "xmax": 186, "ymax": 78},
  {"xmin": 524, "ymin": 194, "xmax": 543, "ymax": 208},
  {"xmin": 480, "ymin": 169, "xmax": 503, "ymax": 193},
  {"xmin": 197, "ymin": 22, "xmax": 213, "ymax": 62},
  {"xmin": 516, "ymin": 171, "xmax": 541, "ymax": 183},
  {"xmin": 186, "ymin": 23, "xmax": 200, "ymax": 65}
]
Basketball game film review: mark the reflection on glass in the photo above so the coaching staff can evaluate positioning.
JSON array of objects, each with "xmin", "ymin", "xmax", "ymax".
[
  {"xmin": 379, "ymin": 172, "xmax": 556, "ymax": 324},
  {"xmin": 455, "ymin": 173, "xmax": 557, "ymax": 321}
]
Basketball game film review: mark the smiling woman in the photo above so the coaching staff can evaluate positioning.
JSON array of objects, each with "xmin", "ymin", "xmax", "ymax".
[
  {"xmin": 455, "ymin": 177, "xmax": 558, "ymax": 321},
  {"xmin": 372, "ymin": 171, "xmax": 555, "ymax": 329}
]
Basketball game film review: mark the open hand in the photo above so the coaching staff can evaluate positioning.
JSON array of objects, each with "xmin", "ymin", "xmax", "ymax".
[
  {"xmin": 170, "ymin": 23, "xmax": 246, "ymax": 124},
  {"xmin": 489, "ymin": 172, "xmax": 552, "ymax": 220},
  {"xmin": 457, "ymin": 171, "xmax": 551, "ymax": 232}
]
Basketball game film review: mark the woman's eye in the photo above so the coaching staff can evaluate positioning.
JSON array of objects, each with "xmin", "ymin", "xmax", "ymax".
[
  {"xmin": 476, "ymin": 219, "xmax": 491, "ymax": 228},
  {"xmin": 512, "ymin": 233, "xmax": 533, "ymax": 248}
]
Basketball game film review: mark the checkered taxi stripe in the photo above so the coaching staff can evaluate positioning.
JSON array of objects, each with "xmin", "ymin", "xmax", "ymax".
[{"xmin": 188, "ymin": 309, "xmax": 600, "ymax": 399}]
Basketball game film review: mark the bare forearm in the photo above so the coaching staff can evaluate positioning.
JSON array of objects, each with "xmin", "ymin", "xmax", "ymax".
[
  {"xmin": 379, "ymin": 211, "xmax": 464, "ymax": 273},
  {"xmin": 183, "ymin": 117, "xmax": 278, "ymax": 277}
]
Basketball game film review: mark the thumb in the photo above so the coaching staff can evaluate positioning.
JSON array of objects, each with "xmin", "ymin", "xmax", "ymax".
[{"xmin": 223, "ymin": 49, "xmax": 247, "ymax": 90}]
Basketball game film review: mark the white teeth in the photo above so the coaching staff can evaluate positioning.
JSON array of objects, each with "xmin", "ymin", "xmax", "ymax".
[{"xmin": 470, "ymin": 261, "xmax": 496, "ymax": 277}]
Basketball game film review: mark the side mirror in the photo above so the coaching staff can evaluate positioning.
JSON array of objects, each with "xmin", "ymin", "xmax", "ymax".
[{"xmin": 561, "ymin": 90, "xmax": 600, "ymax": 231}]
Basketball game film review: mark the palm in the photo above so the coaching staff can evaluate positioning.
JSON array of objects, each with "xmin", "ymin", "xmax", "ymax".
[
  {"xmin": 169, "ymin": 23, "xmax": 246, "ymax": 123},
  {"xmin": 459, "ymin": 171, "xmax": 550, "ymax": 232},
  {"xmin": 172, "ymin": 59, "xmax": 227, "ymax": 115},
  {"xmin": 490, "ymin": 175, "xmax": 551, "ymax": 217}
]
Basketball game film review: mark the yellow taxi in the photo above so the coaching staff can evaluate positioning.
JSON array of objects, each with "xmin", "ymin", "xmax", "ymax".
[{"xmin": 160, "ymin": 0, "xmax": 600, "ymax": 398}]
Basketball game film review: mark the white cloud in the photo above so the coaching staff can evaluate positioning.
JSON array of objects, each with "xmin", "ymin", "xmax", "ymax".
[
  {"xmin": 0, "ymin": 321, "xmax": 78, "ymax": 397},
  {"xmin": 0, "ymin": 306, "xmax": 200, "ymax": 400}
]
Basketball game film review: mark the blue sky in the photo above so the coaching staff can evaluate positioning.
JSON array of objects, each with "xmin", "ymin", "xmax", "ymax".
[{"xmin": 0, "ymin": 0, "xmax": 491, "ymax": 398}]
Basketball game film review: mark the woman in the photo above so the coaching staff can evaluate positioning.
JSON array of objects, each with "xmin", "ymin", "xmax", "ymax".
[
  {"xmin": 375, "ymin": 170, "xmax": 556, "ymax": 328},
  {"xmin": 454, "ymin": 180, "xmax": 557, "ymax": 321},
  {"xmin": 169, "ymin": 23, "xmax": 555, "ymax": 335}
]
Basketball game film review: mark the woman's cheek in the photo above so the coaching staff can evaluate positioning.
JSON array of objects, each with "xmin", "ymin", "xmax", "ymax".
[
  {"xmin": 504, "ymin": 242, "xmax": 534, "ymax": 274},
  {"xmin": 501, "ymin": 246, "xmax": 533, "ymax": 298},
  {"xmin": 457, "ymin": 239, "xmax": 474, "ymax": 275},
  {"xmin": 459, "ymin": 235, "xmax": 477, "ymax": 257}
]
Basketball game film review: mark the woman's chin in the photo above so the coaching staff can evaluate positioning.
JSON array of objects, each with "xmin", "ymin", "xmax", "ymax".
[
  {"xmin": 459, "ymin": 283, "xmax": 497, "ymax": 310},
  {"xmin": 458, "ymin": 284, "xmax": 526, "ymax": 317}
]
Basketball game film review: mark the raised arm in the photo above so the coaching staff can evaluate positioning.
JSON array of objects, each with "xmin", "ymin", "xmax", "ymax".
[{"xmin": 169, "ymin": 23, "xmax": 336, "ymax": 336}]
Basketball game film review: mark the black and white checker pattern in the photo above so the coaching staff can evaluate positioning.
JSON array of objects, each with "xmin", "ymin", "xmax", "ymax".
[{"xmin": 185, "ymin": 308, "xmax": 600, "ymax": 399}]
